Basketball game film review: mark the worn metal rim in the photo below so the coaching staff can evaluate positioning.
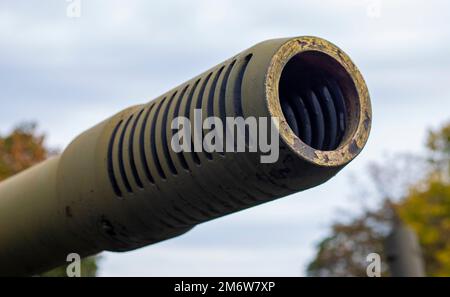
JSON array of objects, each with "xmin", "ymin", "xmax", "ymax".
[{"xmin": 265, "ymin": 36, "xmax": 372, "ymax": 167}]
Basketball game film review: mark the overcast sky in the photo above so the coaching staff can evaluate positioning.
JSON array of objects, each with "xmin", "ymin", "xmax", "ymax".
[{"xmin": 1, "ymin": 0, "xmax": 449, "ymax": 276}]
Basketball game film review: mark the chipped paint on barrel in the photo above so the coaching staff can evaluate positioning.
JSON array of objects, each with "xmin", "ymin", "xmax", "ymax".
[{"xmin": 265, "ymin": 36, "xmax": 372, "ymax": 167}]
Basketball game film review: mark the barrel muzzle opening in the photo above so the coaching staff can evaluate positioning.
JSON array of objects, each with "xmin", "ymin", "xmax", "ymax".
[{"xmin": 266, "ymin": 36, "xmax": 372, "ymax": 167}]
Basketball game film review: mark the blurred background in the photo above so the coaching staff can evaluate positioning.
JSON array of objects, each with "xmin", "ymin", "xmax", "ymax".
[{"xmin": 0, "ymin": 0, "xmax": 449, "ymax": 276}]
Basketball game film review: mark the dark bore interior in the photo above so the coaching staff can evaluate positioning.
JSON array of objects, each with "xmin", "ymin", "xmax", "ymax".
[{"xmin": 279, "ymin": 51, "xmax": 358, "ymax": 151}]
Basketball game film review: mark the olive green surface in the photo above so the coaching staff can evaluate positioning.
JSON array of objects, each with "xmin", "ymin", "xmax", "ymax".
[{"xmin": 0, "ymin": 37, "xmax": 371, "ymax": 276}]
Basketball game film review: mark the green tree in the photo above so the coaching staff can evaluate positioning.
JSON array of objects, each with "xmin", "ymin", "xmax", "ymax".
[
  {"xmin": 306, "ymin": 201, "xmax": 395, "ymax": 277},
  {"xmin": 307, "ymin": 122, "xmax": 450, "ymax": 277},
  {"xmin": 40, "ymin": 256, "xmax": 99, "ymax": 277},
  {"xmin": 0, "ymin": 123, "xmax": 100, "ymax": 277}
]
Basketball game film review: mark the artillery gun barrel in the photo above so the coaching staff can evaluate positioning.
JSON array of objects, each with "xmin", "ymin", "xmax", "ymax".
[{"xmin": 0, "ymin": 36, "xmax": 372, "ymax": 276}]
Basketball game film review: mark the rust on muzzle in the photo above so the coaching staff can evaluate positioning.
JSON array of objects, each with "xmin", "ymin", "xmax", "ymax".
[{"xmin": 0, "ymin": 36, "xmax": 371, "ymax": 276}]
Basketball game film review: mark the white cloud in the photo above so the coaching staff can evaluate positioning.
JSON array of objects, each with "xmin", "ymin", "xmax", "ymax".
[{"xmin": 1, "ymin": 0, "xmax": 449, "ymax": 276}]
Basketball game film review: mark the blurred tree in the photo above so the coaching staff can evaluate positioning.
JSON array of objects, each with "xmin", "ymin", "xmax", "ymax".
[
  {"xmin": 40, "ymin": 256, "xmax": 99, "ymax": 277},
  {"xmin": 0, "ymin": 123, "xmax": 99, "ymax": 277},
  {"xmin": 395, "ymin": 124, "xmax": 450, "ymax": 276},
  {"xmin": 306, "ymin": 201, "xmax": 395, "ymax": 277},
  {"xmin": 307, "ymin": 122, "xmax": 450, "ymax": 277},
  {"xmin": 0, "ymin": 123, "xmax": 48, "ymax": 181}
]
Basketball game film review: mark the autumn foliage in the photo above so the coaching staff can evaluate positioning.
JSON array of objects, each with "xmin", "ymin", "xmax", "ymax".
[
  {"xmin": 308, "ymin": 121, "xmax": 450, "ymax": 276},
  {"xmin": 0, "ymin": 123, "xmax": 98, "ymax": 277},
  {"xmin": 0, "ymin": 123, "xmax": 48, "ymax": 181}
]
